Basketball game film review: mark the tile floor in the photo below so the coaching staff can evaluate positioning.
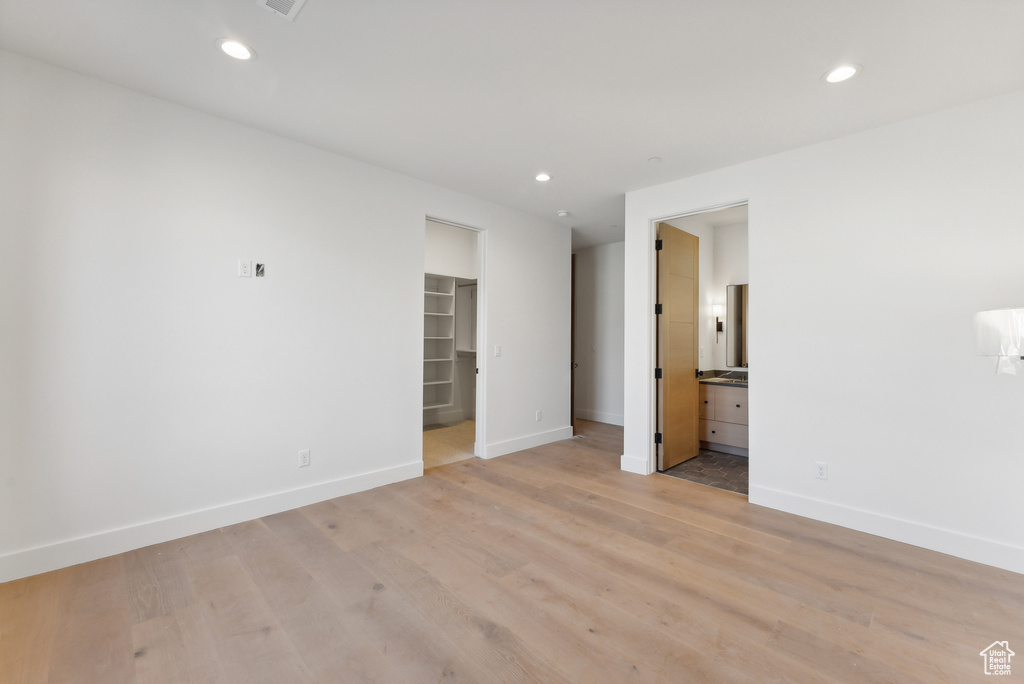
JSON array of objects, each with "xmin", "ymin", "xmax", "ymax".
[{"xmin": 661, "ymin": 449, "xmax": 748, "ymax": 495}]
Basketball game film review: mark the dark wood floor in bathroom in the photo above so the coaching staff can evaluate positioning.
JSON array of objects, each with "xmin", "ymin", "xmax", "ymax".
[{"xmin": 2, "ymin": 420, "xmax": 1022, "ymax": 682}]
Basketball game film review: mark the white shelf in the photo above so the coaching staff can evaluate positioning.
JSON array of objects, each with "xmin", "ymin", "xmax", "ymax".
[{"xmin": 423, "ymin": 273, "xmax": 455, "ymax": 411}]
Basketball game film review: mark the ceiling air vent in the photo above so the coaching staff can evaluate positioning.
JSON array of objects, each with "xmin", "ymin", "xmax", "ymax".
[{"xmin": 257, "ymin": 0, "xmax": 307, "ymax": 21}]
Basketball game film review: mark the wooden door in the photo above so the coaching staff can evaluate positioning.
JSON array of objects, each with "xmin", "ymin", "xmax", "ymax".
[{"xmin": 657, "ymin": 222, "xmax": 699, "ymax": 470}]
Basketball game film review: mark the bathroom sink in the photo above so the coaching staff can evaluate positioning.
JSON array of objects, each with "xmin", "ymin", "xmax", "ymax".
[{"xmin": 703, "ymin": 377, "xmax": 747, "ymax": 384}]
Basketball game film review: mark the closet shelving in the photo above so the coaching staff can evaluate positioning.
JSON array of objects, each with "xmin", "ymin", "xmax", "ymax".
[{"xmin": 423, "ymin": 274, "xmax": 455, "ymax": 410}]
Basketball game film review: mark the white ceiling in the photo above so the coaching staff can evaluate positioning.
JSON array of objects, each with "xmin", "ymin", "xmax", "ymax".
[{"xmin": 2, "ymin": 1, "xmax": 1023, "ymax": 249}]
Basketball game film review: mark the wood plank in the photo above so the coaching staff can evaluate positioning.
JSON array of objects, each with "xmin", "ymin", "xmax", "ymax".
[
  {"xmin": 352, "ymin": 540, "xmax": 574, "ymax": 683},
  {"xmin": 221, "ymin": 520, "xmax": 401, "ymax": 683},
  {"xmin": 341, "ymin": 588, "xmax": 491, "ymax": 683},
  {"xmin": 400, "ymin": 535, "xmax": 653, "ymax": 683},
  {"xmin": 124, "ymin": 538, "xmax": 195, "ymax": 625},
  {"xmin": 260, "ymin": 507, "xmax": 387, "ymax": 609},
  {"xmin": 46, "ymin": 556, "xmax": 136, "ymax": 684},
  {"xmin": 0, "ymin": 567, "xmax": 71, "ymax": 684},
  {"xmin": 768, "ymin": 603, "xmax": 979, "ymax": 683},
  {"xmin": 500, "ymin": 564, "xmax": 822, "ymax": 684},
  {"xmin": 431, "ymin": 461, "xmax": 806, "ymax": 650},
  {"xmin": 131, "ymin": 604, "xmax": 227, "ymax": 684},
  {"xmin": 485, "ymin": 455, "xmax": 791, "ymax": 553},
  {"xmin": 181, "ymin": 542, "xmax": 316, "ymax": 684},
  {"xmin": 454, "ymin": 460, "xmax": 676, "ymax": 547}
]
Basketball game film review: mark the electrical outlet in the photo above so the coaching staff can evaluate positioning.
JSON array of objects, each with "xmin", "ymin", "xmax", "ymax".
[
  {"xmin": 299, "ymin": 449, "xmax": 311, "ymax": 468},
  {"xmin": 535, "ymin": 410, "xmax": 542, "ymax": 422},
  {"xmin": 238, "ymin": 260, "xmax": 252, "ymax": 277},
  {"xmin": 815, "ymin": 461, "xmax": 828, "ymax": 480}
]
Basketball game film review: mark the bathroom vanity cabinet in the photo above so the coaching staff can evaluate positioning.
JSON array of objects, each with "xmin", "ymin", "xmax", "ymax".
[{"xmin": 699, "ymin": 383, "xmax": 748, "ymax": 452}]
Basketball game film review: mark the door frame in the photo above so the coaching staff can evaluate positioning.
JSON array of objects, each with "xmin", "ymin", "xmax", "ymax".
[
  {"xmin": 425, "ymin": 215, "xmax": 487, "ymax": 457},
  {"xmin": 643, "ymin": 200, "xmax": 748, "ymax": 475}
]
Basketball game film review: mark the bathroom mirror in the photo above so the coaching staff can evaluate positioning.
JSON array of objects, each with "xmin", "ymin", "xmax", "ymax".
[{"xmin": 726, "ymin": 284, "xmax": 748, "ymax": 368}]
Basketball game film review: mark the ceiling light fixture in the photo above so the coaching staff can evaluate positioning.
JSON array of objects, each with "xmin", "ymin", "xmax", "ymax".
[
  {"xmin": 824, "ymin": 64, "xmax": 859, "ymax": 83},
  {"xmin": 556, "ymin": 210, "xmax": 569, "ymax": 218},
  {"xmin": 218, "ymin": 39, "xmax": 255, "ymax": 61},
  {"xmin": 648, "ymin": 156, "xmax": 662, "ymax": 163},
  {"xmin": 535, "ymin": 173, "xmax": 551, "ymax": 182}
]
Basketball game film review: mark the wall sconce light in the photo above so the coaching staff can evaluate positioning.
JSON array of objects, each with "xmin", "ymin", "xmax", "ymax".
[
  {"xmin": 975, "ymin": 308, "xmax": 1024, "ymax": 374},
  {"xmin": 713, "ymin": 305, "xmax": 724, "ymax": 343}
]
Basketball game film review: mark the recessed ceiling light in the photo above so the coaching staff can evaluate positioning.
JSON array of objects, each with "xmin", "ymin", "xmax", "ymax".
[
  {"xmin": 535, "ymin": 173, "xmax": 551, "ymax": 182},
  {"xmin": 648, "ymin": 156, "xmax": 662, "ymax": 163},
  {"xmin": 824, "ymin": 64, "xmax": 859, "ymax": 83},
  {"xmin": 556, "ymin": 210, "xmax": 569, "ymax": 217},
  {"xmin": 218, "ymin": 39, "xmax": 255, "ymax": 61}
]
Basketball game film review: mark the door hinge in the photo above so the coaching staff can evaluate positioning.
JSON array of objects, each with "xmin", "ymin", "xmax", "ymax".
[
  {"xmin": 655, "ymin": 303, "xmax": 663, "ymax": 315},
  {"xmin": 655, "ymin": 239, "xmax": 663, "ymax": 251},
  {"xmin": 654, "ymin": 432, "xmax": 663, "ymax": 444},
  {"xmin": 655, "ymin": 367, "xmax": 663, "ymax": 379}
]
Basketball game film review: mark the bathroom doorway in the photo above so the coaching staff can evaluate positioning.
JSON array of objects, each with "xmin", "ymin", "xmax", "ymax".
[
  {"xmin": 423, "ymin": 219, "xmax": 483, "ymax": 469},
  {"xmin": 656, "ymin": 204, "xmax": 749, "ymax": 495}
]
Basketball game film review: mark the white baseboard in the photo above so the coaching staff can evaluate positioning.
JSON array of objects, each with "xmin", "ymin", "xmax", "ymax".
[
  {"xmin": 620, "ymin": 452, "xmax": 652, "ymax": 475},
  {"xmin": 480, "ymin": 426, "xmax": 574, "ymax": 459},
  {"xmin": 0, "ymin": 461, "xmax": 423, "ymax": 584},
  {"xmin": 424, "ymin": 408, "xmax": 466, "ymax": 425},
  {"xmin": 574, "ymin": 409, "xmax": 624, "ymax": 426},
  {"xmin": 750, "ymin": 485, "xmax": 1024, "ymax": 576}
]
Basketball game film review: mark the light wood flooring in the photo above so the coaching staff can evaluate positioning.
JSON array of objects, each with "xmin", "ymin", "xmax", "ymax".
[
  {"xmin": 2, "ymin": 419, "xmax": 1023, "ymax": 683},
  {"xmin": 422, "ymin": 420, "xmax": 475, "ymax": 470}
]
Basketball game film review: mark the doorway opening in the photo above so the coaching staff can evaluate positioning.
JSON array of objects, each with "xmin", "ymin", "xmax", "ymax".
[
  {"xmin": 423, "ymin": 218, "xmax": 484, "ymax": 469},
  {"xmin": 655, "ymin": 203, "xmax": 749, "ymax": 495}
]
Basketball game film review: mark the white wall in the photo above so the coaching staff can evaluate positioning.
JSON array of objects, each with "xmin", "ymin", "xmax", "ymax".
[
  {"xmin": 425, "ymin": 220, "xmax": 477, "ymax": 279},
  {"xmin": 573, "ymin": 242, "xmax": 625, "ymax": 425},
  {"xmin": 0, "ymin": 50, "xmax": 571, "ymax": 582},
  {"xmin": 625, "ymin": 88, "xmax": 1024, "ymax": 574}
]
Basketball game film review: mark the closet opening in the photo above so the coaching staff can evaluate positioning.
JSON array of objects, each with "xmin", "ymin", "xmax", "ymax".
[{"xmin": 423, "ymin": 219, "xmax": 483, "ymax": 469}]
